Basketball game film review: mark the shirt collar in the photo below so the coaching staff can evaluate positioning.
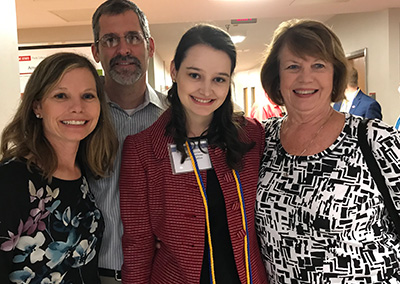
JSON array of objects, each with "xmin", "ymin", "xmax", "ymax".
[
  {"xmin": 104, "ymin": 82, "xmax": 166, "ymax": 114},
  {"xmin": 147, "ymin": 83, "xmax": 167, "ymax": 110},
  {"xmin": 345, "ymin": 88, "xmax": 360, "ymax": 102}
]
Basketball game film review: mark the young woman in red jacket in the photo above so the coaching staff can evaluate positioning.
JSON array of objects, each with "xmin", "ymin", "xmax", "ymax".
[{"xmin": 119, "ymin": 24, "xmax": 268, "ymax": 284}]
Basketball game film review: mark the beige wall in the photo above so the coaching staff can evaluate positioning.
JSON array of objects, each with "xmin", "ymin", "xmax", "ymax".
[
  {"xmin": 152, "ymin": 51, "xmax": 170, "ymax": 94},
  {"xmin": 18, "ymin": 25, "xmax": 92, "ymax": 45},
  {"xmin": 233, "ymin": 8, "xmax": 400, "ymax": 124},
  {"xmin": 234, "ymin": 68, "xmax": 264, "ymax": 112},
  {"xmin": 14, "ymin": 8, "xmax": 400, "ymax": 125},
  {"xmin": 18, "ymin": 24, "xmax": 167, "ymax": 95},
  {"xmin": 326, "ymin": 9, "xmax": 400, "ymax": 124},
  {"xmin": 0, "ymin": 1, "xmax": 21, "ymax": 131},
  {"xmin": 387, "ymin": 9, "xmax": 400, "ymax": 125}
]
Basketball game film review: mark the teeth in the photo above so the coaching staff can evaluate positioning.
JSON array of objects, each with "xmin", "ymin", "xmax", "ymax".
[
  {"xmin": 294, "ymin": 90, "xmax": 316, "ymax": 95},
  {"xmin": 62, "ymin": 120, "xmax": 86, "ymax": 125},
  {"xmin": 193, "ymin": 97, "xmax": 212, "ymax": 103}
]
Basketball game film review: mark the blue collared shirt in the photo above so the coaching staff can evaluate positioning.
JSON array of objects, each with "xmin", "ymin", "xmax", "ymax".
[{"xmin": 88, "ymin": 84, "xmax": 166, "ymax": 271}]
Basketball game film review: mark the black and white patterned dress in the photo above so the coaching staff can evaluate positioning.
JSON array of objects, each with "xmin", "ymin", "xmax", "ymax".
[{"xmin": 256, "ymin": 114, "xmax": 400, "ymax": 284}]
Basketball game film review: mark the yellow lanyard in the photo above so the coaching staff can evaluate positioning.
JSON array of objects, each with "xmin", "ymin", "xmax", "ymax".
[{"xmin": 185, "ymin": 141, "xmax": 253, "ymax": 284}]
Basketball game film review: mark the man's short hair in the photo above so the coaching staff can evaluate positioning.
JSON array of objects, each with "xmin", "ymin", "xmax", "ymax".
[
  {"xmin": 348, "ymin": 67, "xmax": 358, "ymax": 88},
  {"xmin": 92, "ymin": 0, "xmax": 151, "ymax": 45}
]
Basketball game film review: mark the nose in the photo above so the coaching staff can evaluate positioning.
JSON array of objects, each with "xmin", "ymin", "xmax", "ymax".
[
  {"xmin": 297, "ymin": 67, "xmax": 314, "ymax": 83},
  {"xmin": 116, "ymin": 37, "xmax": 131, "ymax": 55},
  {"xmin": 199, "ymin": 81, "xmax": 212, "ymax": 97},
  {"xmin": 70, "ymin": 97, "xmax": 84, "ymax": 113}
]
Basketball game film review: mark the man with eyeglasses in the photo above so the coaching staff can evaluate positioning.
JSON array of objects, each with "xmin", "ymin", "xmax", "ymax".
[{"xmin": 89, "ymin": 1, "xmax": 166, "ymax": 283}]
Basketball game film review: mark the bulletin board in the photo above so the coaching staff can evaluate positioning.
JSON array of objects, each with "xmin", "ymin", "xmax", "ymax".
[{"xmin": 18, "ymin": 43, "xmax": 103, "ymax": 94}]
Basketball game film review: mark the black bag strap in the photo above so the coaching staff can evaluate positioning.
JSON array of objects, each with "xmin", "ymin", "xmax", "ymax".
[{"xmin": 357, "ymin": 118, "xmax": 400, "ymax": 237}]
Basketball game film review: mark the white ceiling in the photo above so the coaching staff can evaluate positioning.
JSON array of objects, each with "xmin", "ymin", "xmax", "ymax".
[{"xmin": 15, "ymin": 0, "xmax": 400, "ymax": 72}]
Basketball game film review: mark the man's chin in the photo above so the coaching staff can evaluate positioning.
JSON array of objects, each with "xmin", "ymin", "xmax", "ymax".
[{"xmin": 110, "ymin": 71, "xmax": 142, "ymax": 86}]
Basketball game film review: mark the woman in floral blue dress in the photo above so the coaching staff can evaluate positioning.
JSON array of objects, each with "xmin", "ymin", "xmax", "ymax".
[{"xmin": 0, "ymin": 52, "xmax": 118, "ymax": 284}]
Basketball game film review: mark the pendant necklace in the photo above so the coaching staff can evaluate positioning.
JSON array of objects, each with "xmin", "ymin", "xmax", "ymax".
[
  {"xmin": 298, "ymin": 114, "xmax": 331, "ymax": 156},
  {"xmin": 282, "ymin": 111, "xmax": 333, "ymax": 176}
]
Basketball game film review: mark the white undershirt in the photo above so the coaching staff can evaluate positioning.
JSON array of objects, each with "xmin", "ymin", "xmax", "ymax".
[{"xmin": 340, "ymin": 89, "xmax": 359, "ymax": 113}]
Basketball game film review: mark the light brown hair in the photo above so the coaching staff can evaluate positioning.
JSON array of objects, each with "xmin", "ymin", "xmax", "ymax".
[
  {"xmin": 260, "ymin": 19, "xmax": 349, "ymax": 105},
  {"xmin": 347, "ymin": 67, "xmax": 358, "ymax": 88},
  {"xmin": 1, "ymin": 52, "xmax": 118, "ymax": 179}
]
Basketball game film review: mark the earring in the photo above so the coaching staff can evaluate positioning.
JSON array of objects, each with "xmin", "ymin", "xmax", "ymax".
[
  {"xmin": 172, "ymin": 79, "xmax": 176, "ymax": 83},
  {"xmin": 36, "ymin": 114, "xmax": 41, "ymax": 119}
]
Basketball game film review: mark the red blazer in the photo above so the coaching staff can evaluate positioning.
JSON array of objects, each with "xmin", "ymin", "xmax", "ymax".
[{"xmin": 119, "ymin": 110, "xmax": 268, "ymax": 283}]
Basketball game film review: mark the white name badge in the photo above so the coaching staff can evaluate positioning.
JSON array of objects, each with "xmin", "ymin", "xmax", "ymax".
[{"xmin": 168, "ymin": 139, "xmax": 213, "ymax": 174}]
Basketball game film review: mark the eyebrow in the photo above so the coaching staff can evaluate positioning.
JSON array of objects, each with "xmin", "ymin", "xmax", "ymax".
[
  {"xmin": 101, "ymin": 32, "xmax": 118, "ymax": 38},
  {"xmin": 102, "ymin": 31, "xmax": 142, "ymax": 37},
  {"xmin": 185, "ymin": 66, "xmax": 230, "ymax": 77},
  {"xmin": 53, "ymin": 87, "xmax": 97, "ymax": 93}
]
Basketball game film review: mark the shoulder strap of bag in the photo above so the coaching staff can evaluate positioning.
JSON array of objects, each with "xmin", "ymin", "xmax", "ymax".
[{"xmin": 358, "ymin": 118, "xmax": 400, "ymax": 237}]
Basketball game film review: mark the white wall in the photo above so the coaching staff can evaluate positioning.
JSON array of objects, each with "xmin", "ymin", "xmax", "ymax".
[
  {"xmin": 326, "ymin": 9, "xmax": 400, "ymax": 124},
  {"xmin": 234, "ymin": 67, "xmax": 264, "ymax": 113},
  {"xmin": 0, "ymin": 1, "xmax": 21, "ymax": 131}
]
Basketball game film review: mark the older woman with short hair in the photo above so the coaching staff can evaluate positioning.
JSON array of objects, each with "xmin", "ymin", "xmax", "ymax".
[{"xmin": 256, "ymin": 19, "xmax": 400, "ymax": 283}]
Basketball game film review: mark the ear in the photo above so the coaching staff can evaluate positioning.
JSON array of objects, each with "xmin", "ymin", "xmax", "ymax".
[
  {"xmin": 147, "ymin": 37, "xmax": 155, "ymax": 58},
  {"xmin": 170, "ymin": 60, "xmax": 177, "ymax": 82},
  {"xmin": 32, "ymin": 100, "xmax": 42, "ymax": 117},
  {"xmin": 91, "ymin": 43, "xmax": 100, "ymax": 63}
]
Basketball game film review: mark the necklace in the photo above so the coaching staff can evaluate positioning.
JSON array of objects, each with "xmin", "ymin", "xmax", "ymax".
[{"xmin": 283, "ymin": 111, "xmax": 334, "ymax": 156}]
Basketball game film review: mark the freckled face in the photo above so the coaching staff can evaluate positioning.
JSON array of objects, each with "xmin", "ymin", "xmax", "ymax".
[
  {"xmin": 171, "ymin": 44, "xmax": 232, "ymax": 125},
  {"xmin": 34, "ymin": 68, "xmax": 100, "ymax": 149},
  {"xmin": 279, "ymin": 45, "xmax": 334, "ymax": 115}
]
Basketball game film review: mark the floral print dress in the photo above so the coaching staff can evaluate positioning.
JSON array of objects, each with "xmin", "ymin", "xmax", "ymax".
[{"xmin": 0, "ymin": 159, "xmax": 104, "ymax": 284}]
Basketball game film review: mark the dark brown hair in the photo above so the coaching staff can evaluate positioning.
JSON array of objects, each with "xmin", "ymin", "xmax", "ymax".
[
  {"xmin": 92, "ymin": 0, "xmax": 151, "ymax": 45},
  {"xmin": 166, "ymin": 24, "xmax": 253, "ymax": 170}
]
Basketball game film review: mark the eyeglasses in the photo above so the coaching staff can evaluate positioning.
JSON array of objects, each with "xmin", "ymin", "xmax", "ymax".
[{"xmin": 96, "ymin": 31, "xmax": 145, "ymax": 48}]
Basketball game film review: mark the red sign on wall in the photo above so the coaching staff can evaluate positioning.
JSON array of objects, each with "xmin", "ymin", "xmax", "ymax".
[{"xmin": 19, "ymin": 55, "xmax": 31, "ymax": 62}]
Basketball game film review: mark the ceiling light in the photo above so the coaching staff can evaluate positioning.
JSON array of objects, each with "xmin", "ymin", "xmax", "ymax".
[
  {"xmin": 231, "ymin": 35, "xmax": 246, "ymax": 44},
  {"xmin": 225, "ymin": 24, "xmax": 247, "ymax": 44}
]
